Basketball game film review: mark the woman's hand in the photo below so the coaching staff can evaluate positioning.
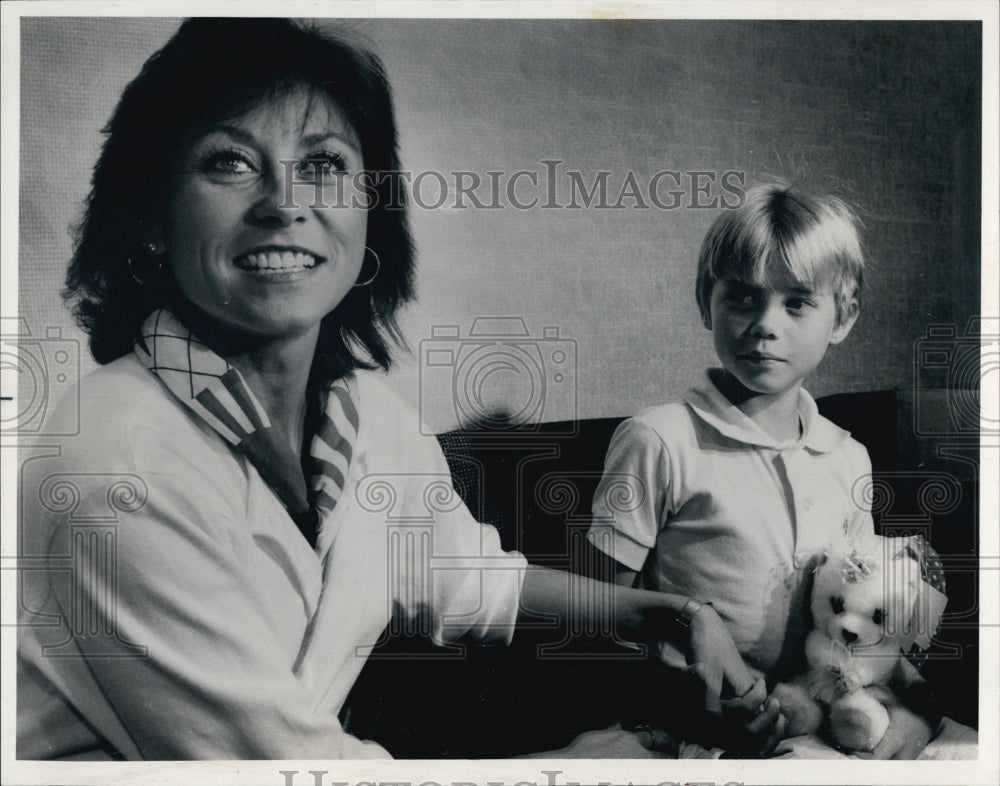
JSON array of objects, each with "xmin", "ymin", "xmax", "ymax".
[{"xmin": 685, "ymin": 603, "xmax": 763, "ymax": 715}]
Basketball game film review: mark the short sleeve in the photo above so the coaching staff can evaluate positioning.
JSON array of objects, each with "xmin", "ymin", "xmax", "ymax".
[
  {"xmin": 587, "ymin": 417, "xmax": 669, "ymax": 572},
  {"xmin": 844, "ymin": 439, "xmax": 876, "ymax": 541}
]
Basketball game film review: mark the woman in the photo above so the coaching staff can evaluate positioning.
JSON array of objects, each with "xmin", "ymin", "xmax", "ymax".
[{"xmin": 17, "ymin": 18, "xmax": 771, "ymax": 760}]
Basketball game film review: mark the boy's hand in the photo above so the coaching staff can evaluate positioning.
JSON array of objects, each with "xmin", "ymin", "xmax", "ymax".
[
  {"xmin": 716, "ymin": 697, "xmax": 786, "ymax": 758},
  {"xmin": 721, "ymin": 674, "xmax": 768, "ymax": 714}
]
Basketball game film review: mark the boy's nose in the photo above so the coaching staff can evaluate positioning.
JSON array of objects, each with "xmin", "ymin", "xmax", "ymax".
[{"xmin": 748, "ymin": 303, "xmax": 780, "ymax": 339}]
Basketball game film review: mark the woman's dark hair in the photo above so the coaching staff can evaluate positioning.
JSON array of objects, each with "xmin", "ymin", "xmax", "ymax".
[{"xmin": 65, "ymin": 18, "xmax": 415, "ymax": 384}]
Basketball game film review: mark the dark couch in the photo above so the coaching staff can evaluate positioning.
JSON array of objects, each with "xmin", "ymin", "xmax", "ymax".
[{"xmin": 342, "ymin": 390, "xmax": 980, "ymax": 757}]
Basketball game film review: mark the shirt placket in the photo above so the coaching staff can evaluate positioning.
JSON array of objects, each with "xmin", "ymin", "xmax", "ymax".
[{"xmin": 779, "ymin": 446, "xmax": 832, "ymax": 569}]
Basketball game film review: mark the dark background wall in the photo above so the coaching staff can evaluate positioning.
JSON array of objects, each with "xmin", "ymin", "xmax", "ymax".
[{"xmin": 17, "ymin": 18, "xmax": 982, "ymax": 433}]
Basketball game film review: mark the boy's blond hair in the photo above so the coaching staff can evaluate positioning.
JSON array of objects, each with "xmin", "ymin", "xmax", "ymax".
[{"xmin": 696, "ymin": 183, "xmax": 865, "ymax": 326}]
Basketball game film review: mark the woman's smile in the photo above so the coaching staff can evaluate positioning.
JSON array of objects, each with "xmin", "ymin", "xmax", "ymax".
[{"xmin": 233, "ymin": 247, "xmax": 324, "ymax": 274}]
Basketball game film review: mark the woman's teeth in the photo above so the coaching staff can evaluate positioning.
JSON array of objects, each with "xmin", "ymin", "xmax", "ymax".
[{"xmin": 235, "ymin": 251, "xmax": 319, "ymax": 271}]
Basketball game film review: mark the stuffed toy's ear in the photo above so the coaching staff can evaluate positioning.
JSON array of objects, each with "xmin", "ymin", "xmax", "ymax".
[{"xmin": 884, "ymin": 535, "xmax": 948, "ymax": 651}]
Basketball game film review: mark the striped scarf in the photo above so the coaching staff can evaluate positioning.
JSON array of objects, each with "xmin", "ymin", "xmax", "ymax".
[{"xmin": 134, "ymin": 308, "xmax": 358, "ymax": 547}]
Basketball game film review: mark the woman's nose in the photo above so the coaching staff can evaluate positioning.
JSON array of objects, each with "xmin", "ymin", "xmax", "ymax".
[{"xmin": 247, "ymin": 163, "xmax": 307, "ymax": 227}]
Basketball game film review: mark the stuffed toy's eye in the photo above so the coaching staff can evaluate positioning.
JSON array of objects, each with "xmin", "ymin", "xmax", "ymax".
[
  {"xmin": 831, "ymin": 596, "xmax": 845, "ymax": 614},
  {"xmin": 872, "ymin": 608, "xmax": 885, "ymax": 625}
]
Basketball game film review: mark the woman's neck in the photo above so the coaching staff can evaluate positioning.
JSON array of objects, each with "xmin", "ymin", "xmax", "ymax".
[
  {"xmin": 712, "ymin": 369, "xmax": 802, "ymax": 443},
  {"xmin": 176, "ymin": 304, "xmax": 319, "ymax": 454},
  {"xmin": 229, "ymin": 344, "xmax": 315, "ymax": 451}
]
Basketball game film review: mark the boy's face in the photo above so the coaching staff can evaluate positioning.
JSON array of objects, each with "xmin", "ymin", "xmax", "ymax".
[{"xmin": 705, "ymin": 271, "xmax": 857, "ymax": 397}]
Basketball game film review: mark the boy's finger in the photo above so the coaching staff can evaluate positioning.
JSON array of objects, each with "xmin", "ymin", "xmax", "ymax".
[
  {"xmin": 745, "ymin": 698, "xmax": 780, "ymax": 732},
  {"xmin": 759, "ymin": 708, "xmax": 786, "ymax": 757},
  {"xmin": 718, "ymin": 698, "xmax": 784, "ymax": 759}
]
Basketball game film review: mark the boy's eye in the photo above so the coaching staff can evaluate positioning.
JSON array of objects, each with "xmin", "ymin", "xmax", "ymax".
[
  {"xmin": 872, "ymin": 609, "xmax": 885, "ymax": 625},
  {"xmin": 830, "ymin": 596, "xmax": 845, "ymax": 614},
  {"xmin": 785, "ymin": 297, "xmax": 815, "ymax": 312},
  {"xmin": 724, "ymin": 286, "xmax": 760, "ymax": 309}
]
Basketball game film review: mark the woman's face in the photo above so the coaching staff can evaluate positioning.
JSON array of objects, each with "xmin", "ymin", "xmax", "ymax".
[{"xmin": 153, "ymin": 86, "xmax": 367, "ymax": 344}]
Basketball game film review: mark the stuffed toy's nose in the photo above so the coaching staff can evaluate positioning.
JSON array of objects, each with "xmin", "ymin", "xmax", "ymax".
[{"xmin": 842, "ymin": 629, "xmax": 859, "ymax": 644}]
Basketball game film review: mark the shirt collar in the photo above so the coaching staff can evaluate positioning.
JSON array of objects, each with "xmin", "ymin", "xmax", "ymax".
[{"xmin": 682, "ymin": 369, "xmax": 850, "ymax": 453}]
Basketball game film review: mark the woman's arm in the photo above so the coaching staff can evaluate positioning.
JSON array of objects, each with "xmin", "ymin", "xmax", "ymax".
[{"xmin": 519, "ymin": 565, "xmax": 761, "ymax": 715}]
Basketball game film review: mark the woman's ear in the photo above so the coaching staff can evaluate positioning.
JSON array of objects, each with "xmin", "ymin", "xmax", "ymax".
[
  {"xmin": 829, "ymin": 297, "xmax": 859, "ymax": 345},
  {"xmin": 139, "ymin": 220, "xmax": 166, "ymax": 256}
]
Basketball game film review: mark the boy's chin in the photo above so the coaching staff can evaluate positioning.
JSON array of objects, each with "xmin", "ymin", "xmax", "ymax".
[{"xmin": 714, "ymin": 367, "xmax": 800, "ymax": 402}]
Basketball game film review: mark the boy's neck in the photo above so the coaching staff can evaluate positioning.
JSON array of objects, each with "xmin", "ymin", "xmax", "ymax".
[{"xmin": 712, "ymin": 369, "xmax": 803, "ymax": 443}]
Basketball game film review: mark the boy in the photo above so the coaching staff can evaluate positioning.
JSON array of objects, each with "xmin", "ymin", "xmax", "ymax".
[{"xmin": 588, "ymin": 183, "xmax": 934, "ymax": 757}]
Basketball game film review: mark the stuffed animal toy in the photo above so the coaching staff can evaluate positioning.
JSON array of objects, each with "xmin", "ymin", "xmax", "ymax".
[{"xmin": 772, "ymin": 534, "xmax": 946, "ymax": 753}]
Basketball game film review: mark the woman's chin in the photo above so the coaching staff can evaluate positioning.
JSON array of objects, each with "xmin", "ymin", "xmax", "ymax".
[{"xmin": 178, "ymin": 303, "xmax": 326, "ymax": 350}]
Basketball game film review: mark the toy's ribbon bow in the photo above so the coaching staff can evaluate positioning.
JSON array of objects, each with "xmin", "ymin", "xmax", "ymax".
[{"xmin": 840, "ymin": 550, "xmax": 876, "ymax": 583}]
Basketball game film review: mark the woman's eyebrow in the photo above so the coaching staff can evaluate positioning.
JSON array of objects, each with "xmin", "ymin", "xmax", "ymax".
[
  {"xmin": 204, "ymin": 124, "xmax": 256, "ymax": 145},
  {"xmin": 199, "ymin": 125, "xmax": 360, "ymax": 154},
  {"xmin": 300, "ymin": 131, "xmax": 361, "ymax": 152}
]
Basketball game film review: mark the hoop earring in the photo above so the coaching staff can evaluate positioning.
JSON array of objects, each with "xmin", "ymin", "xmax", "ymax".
[
  {"xmin": 354, "ymin": 247, "xmax": 381, "ymax": 287},
  {"xmin": 128, "ymin": 257, "xmax": 145, "ymax": 286}
]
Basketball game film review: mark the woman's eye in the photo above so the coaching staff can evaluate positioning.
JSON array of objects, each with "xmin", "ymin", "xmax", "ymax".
[
  {"xmin": 299, "ymin": 151, "xmax": 348, "ymax": 178},
  {"xmin": 786, "ymin": 298, "xmax": 812, "ymax": 312},
  {"xmin": 200, "ymin": 149, "xmax": 255, "ymax": 177}
]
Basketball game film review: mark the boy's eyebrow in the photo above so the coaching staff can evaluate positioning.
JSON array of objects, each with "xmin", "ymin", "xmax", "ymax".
[
  {"xmin": 723, "ymin": 279, "xmax": 765, "ymax": 292},
  {"xmin": 723, "ymin": 279, "xmax": 819, "ymax": 295}
]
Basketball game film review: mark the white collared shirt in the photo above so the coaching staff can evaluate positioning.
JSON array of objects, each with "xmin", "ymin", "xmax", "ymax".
[
  {"xmin": 18, "ymin": 356, "xmax": 525, "ymax": 760},
  {"xmin": 588, "ymin": 370, "xmax": 874, "ymax": 678}
]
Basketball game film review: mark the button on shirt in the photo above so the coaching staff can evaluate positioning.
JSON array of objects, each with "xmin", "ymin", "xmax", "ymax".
[{"xmin": 588, "ymin": 371, "xmax": 874, "ymax": 679}]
